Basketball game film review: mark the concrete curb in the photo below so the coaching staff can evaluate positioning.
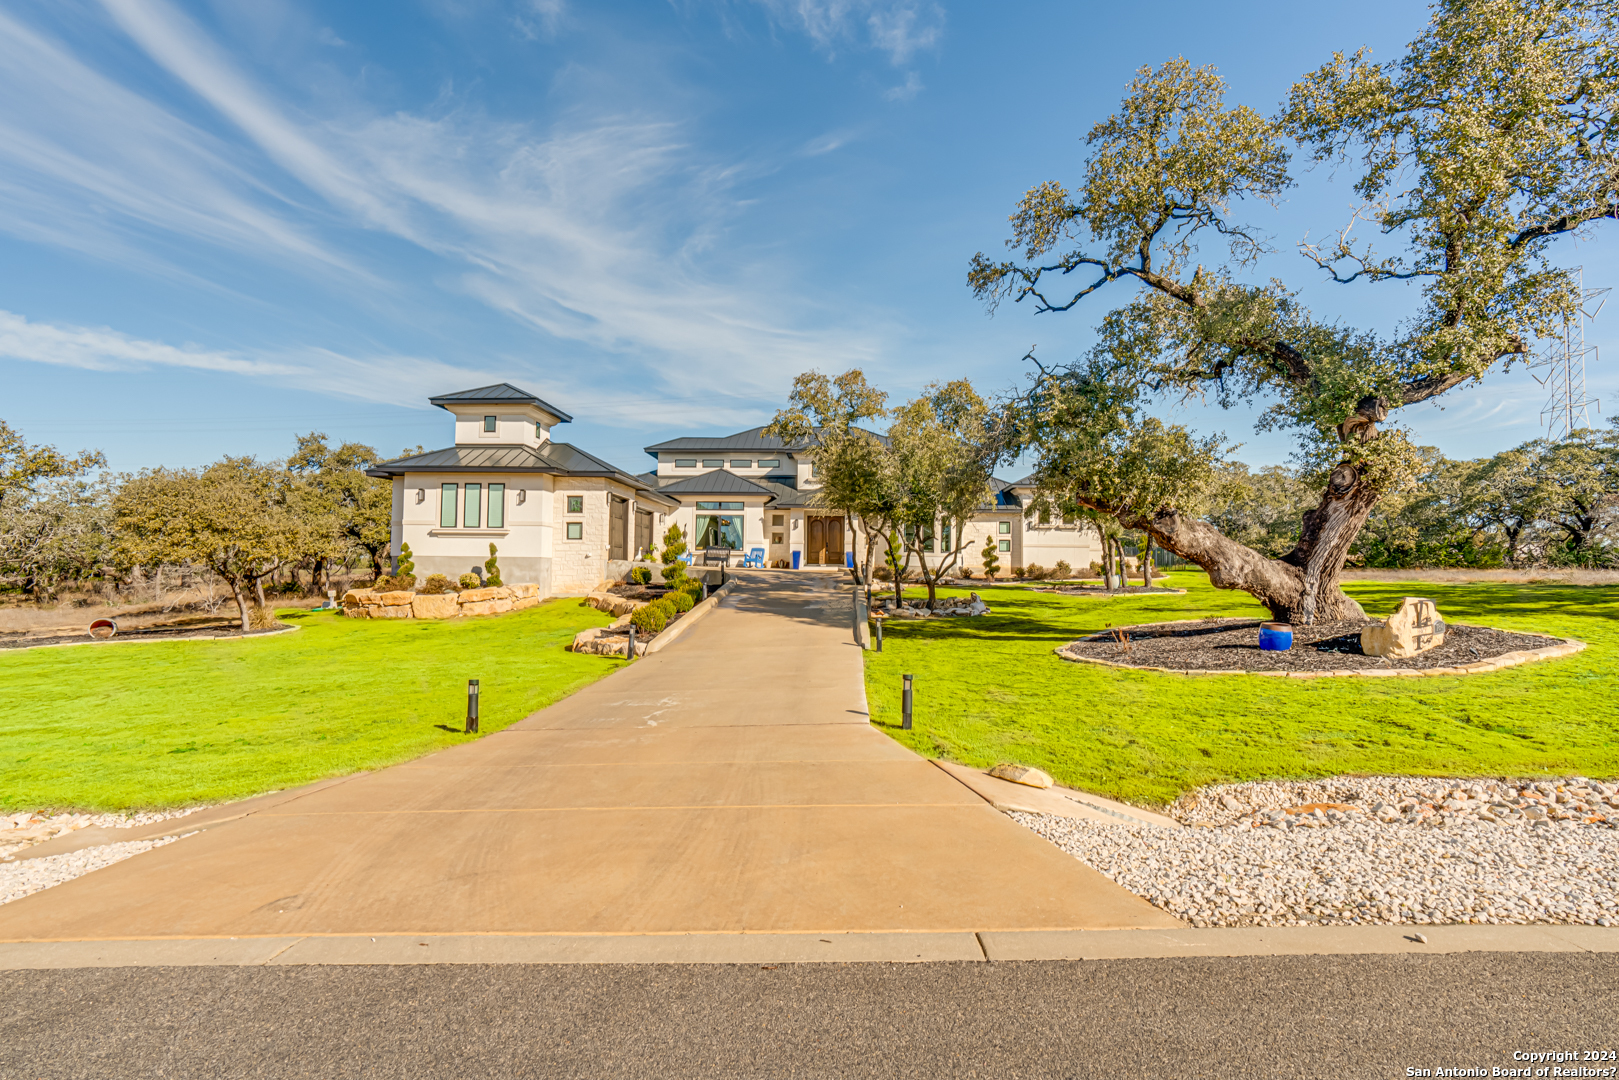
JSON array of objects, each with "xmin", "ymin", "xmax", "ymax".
[
  {"xmin": 641, "ymin": 580, "xmax": 737, "ymax": 656},
  {"xmin": 1, "ymin": 925, "xmax": 1614, "ymax": 968},
  {"xmin": 1054, "ymin": 620, "xmax": 1586, "ymax": 678}
]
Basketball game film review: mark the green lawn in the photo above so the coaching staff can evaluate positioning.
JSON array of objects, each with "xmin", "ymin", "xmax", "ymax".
[
  {"xmin": 864, "ymin": 574, "xmax": 1619, "ymax": 807},
  {"xmin": 0, "ymin": 600, "xmax": 623, "ymax": 811}
]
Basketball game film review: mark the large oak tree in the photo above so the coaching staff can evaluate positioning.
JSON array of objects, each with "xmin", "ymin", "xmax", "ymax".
[{"xmin": 970, "ymin": 0, "xmax": 1618, "ymax": 623}]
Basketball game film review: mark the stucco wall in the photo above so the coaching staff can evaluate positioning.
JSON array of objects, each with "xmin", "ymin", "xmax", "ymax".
[{"xmin": 393, "ymin": 471, "xmax": 554, "ymax": 586}]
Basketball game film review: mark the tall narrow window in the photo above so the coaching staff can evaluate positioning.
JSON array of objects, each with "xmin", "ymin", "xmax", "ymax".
[
  {"xmin": 483, "ymin": 415, "xmax": 497, "ymax": 432},
  {"xmin": 487, "ymin": 484, "xmax": 505, "ymax": 528},
  {"xmin": 464, "ymin": 483, "xmax": 482, "ymax": 529},
  {"xmin": 440, "ymin": 484, "xmax": 458, "ymax": 527},
  {"xmin": 940, "ymin": 523, "xmax": 951, "ymax": 551}
]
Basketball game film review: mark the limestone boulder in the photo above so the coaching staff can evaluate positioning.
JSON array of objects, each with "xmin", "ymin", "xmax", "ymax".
[
  {"xmin": 460, "ymin": 598, "xmax": 513, "ymax": 617},
  {"xmin": 510, "ymin": 583, "xmax": 540, "ymax": 600},
  {"xmin": 458, "ymin": 586, "xmax": 510, "ymax": 604},
  {"xmin": 587, "ymin": 593, "xmax": 642, "ymax": 617},
  {"xmin": 1361, "ymin": 597, "xmax": 1447, "ymax": 658},
  {"xmin": 369, "ymin": 604, "xmax": 412, "ymax": 620},
  {"xmin": 377, "ymin": 590, "xmax": 415, "ymax": 606},
  {"xmin": 988, "ymin": 763, "xmax": 1054, "ymax": 789},
  {"xmin": 342, "ymin": 606, "xmax": 370, "ymax": 619},
  {"xmin": 511, "ymin": 596, "xmax": 542, "ymax": 611},
  {"xmin": 341, "ymin": 589, "xmax": 376, "ymax": 606},
  {"xmin": 411, "ymin": 593, "xmax": 460, "ymax": 620}
]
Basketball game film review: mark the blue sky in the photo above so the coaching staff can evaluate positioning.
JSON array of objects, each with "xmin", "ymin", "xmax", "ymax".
[{"xmin": 2, "ymin": 0, "xmax": 1615, "ymax": 476}]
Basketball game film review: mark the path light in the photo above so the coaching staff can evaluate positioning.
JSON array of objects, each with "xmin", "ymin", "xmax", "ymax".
[
  {"xmin": 874, "ymin": 617, "xmax": 883, "ymax": 652},
  {"xmin": 627, "ymin": 623, "xmax": 636, "ymax": 659},
  {"xmin": 465, "ymin": 679, "xmax": 480, "ymax": 734},
  {"xmin": 902, "ymin": 674, "xmax": 913, "ymax": 730}
]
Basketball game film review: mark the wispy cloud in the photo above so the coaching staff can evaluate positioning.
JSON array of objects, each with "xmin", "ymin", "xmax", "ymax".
[
  {"xmin": 0, "ymin": 0, "xmax": 891, "ymax": 404},
  {"xmin": 884, "ymin": 70, "xmax": 923, "ymax": 101},
  {"xmin": 744, "ymin": 0, "xmax": 943, "ymax": 65}
]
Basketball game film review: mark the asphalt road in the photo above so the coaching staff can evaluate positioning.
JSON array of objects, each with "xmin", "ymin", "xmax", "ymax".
[{"xmin": 3, "ymin": 953, "xmax": 1614, "ymax": 1079}]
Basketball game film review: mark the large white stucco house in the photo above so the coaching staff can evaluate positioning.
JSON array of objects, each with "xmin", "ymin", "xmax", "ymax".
[
  {"xmin": 367, "ymin": 385, "xmax": 1104, "ymax": 601},
  {"xmin": 366, "ymin": 384, "xmax": 677, "ymax": 597}
]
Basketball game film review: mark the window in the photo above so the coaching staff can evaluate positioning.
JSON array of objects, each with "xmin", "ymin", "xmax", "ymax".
[
  {"xmin": 566, "ymin": 522, "xmax": 583, "ymax": 540},
  {"xmin": 940, "ymin": 523, "xmax": 951, "ymax": 551},
  {"xmin": 772, "ymin": 514, "xmax": 784, "ymax": 526},
  {"xmin": 811, "ymin": 463, "xmax": 820, "ymax": 476},
  {"xmin": 998, "ymin": 521, "xmax": 1011, "ymax": 534},
  {"xmin": 695, "ymin": 501, "xmax": 744, "ymax": 510},
  {"xmin": 567, "ymin": 495, "xmax": 583, "ymax": 514},
  {"xmin": 487, "ymin": 484, "xmax": 505, "ymax": 529},
  {"xmin": 730, "ymin": 459, "xmax": 751, "ymax": 468},
  {"xmin": 483, "ymin": 415, "xmax": 497, "ymax": 432},
  {"xmin": 464, "ymin": 483, "xmax": 482, "ymax": 528},
  {"xmin": 675, "ymin": 459, "xmax": 697, "ymax": 468},
  {"xmin": 758, "ymin": 459, "xmax": 780, "ymax": 468},
  {"xmin": 702, "ymin": 459, "xmax": 723, "ymax": 468},
  {"xmin": 772, "ymin": 533, "xmax": 784, "ymax": 544},
  {"xmin": 440, "ymin": 484, "xmax": 458, "ymax": 527},
  {"xmin": 694, "ymin": 501, "xmax": 745, "ymax": 549},
  {"xmin": 998, "ymin": 539, "xmax": 1011, "ymax": 553},
  {"xmin": 535, "ymin": 421, "xmax": 544, "ymax": 438}
]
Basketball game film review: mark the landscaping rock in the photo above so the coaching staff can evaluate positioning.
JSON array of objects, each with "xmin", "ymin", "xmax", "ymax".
[
  {"xmin": 458, "ymin": 586, "xmax": 510, "ymax": 604},
  {"xmin": 376, "ymin": 590, "xmax": 415, "ymax": 606},
  {"xmin": 510, "ymin": 583, "xmax": 540, "ymax": 600},
  {"xmin": 1361, "ymin": 597, "xmax": 1447, "ymax": 658},
  {"xmin": 459, "ymin": 598, "xmax": 513, "ymax": 617},
  {"xmin": 588, "ymin": 593, "xmax": 642, "ymax": 617},
  {"xmin": 340, "ymin": 589, "xmax": 376, "ymax": 606},
  {"xmin": 988, "ymin": 763, "xmax": 1054, "ymax": 789},
  {"xmin": 512, "ymin": 596, "xmax": 542, "ymax": 611},
  {"xmin": 411, "ymin": 593, "xmax": 460, "ymax": 620},
  {"xmin": 369, "ymin": 604, "xmax": 412, "ymax": 619}
]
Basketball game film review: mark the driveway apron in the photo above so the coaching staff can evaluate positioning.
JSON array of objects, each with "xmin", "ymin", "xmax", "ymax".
[{"xmin": 0, "ymin": 571, "xmax": 1175, "ymax": 941}]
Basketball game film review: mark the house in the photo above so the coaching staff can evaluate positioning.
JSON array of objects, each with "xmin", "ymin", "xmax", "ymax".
[
  {"xmin": 365, "ymin": 384, "xmax": 678, "ymax": 596},
  {"xmin": 637, "ymin": 427, "xmax": 1104, "ymax": 574}
]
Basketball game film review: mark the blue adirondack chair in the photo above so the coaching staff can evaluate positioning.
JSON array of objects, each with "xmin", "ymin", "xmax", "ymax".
[{"xmin": 741, "ymin": 547, "xmax": 765, "ymax": 568}]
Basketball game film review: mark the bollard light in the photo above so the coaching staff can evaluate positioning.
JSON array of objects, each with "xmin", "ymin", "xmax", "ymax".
[
  {"xmin": 901, "ymin": 674, "xmax": 913, "ymax": 730},
  {"xmin": 465, "ymin": 679, "xmax": 480, "ymax": 734},
  {"xmin": 627, "ymin": 623, "xmax": 637, "ymax": 659},
  {"xmin": 874, "ymin": 617, "xmax": 883, "ymax": 652}
]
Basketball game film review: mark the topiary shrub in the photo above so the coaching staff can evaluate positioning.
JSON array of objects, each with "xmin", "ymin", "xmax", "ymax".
[
  {"xmin": 397, "ymin": 543, "xmax": 415, "ymax": 581},
  {"xmin": 629, "ymin": 566, "xmax": 652, "ymax": 586},
  {"xmin": 459, "ymin": 572, "xmax": 481, "ymax": 590},
  {"xmin": 1054, "ymin": 560, "xmax": 1072, "ymax": 579},
  {"xmin": 981, "ymin": 537, "xmax": 1000, "ymax": 579},
  {"xmin": 421, "ymin": 573, "xmax": 454, "ymax": 594},
  {"xmin": 484, "ymin": 543, "xmax": 502, "ymax": 587},
  {"xmin": 660, "ymin": 523, "xmax": 688, "ymax": 584},
  {"xmin": 631, "ymin": 603, "xmax": 667, "ymax": 635},
  {"xmin": 669, "ymin": 590, "xmax": 695, "ymax": 614}
]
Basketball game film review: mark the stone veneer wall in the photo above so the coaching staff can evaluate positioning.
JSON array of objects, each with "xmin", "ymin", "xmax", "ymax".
[
  {"xmin": 341, "ymin": 583, "xmax": 543, "ymax": 619},
  {"xmin": 549, "ymin": 478, "xmax": 618, "ymax": 595}
]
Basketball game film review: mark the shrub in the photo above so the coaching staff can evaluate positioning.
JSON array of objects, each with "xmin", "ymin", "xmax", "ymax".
[
  {"xmin": 958, "ymin": 566, "xmax": 974, "ymax": 580},
  {"xmin": 421, "ymin": 574, "xmax": 454, "ymax": 594},
  {"xmin": 1087, "ymin": 561, "xmax": 1104, "ymax": 577},
  {"xmin": 873, "ymin": 565, "xmax": 893, "ymax": 582},
  {"xmin": 373, "ymin": 574, "xmax": 416, "ymax": 592},
  {"xmin": 397, "ymin": 542, "xmax": 415, "ymax": 580},
  {"xmin": 458, "ymin": 573, "xmax": 481, "ymax": 590},
  {"xmin": 981, "ymin": 537, "xmax": 999, "ymax": 579},
  {"xmin": 1010, "ymin": 566, "xmax": 1026, "ymax": 579},
  {"xmin": 669, "ymin": 590, "xmax": 695, "ymax": 614},
  {"xmin": 484, "ymin": 543, "xmax": 502, "ymax": 587},
  {"xmin": 1054, "ymin": 560, "xmax": 1072, "ymax": 579},
  {"xmin": 630, "ymin": 604, "xmax": 667, "ymax": 635},
  {"xmin": 650, "ymin": 597, "xmax": 677, "ymax": 621},
  {"xmin": 661, "ymin": 523, "xmax": 688, "ymax": 583},
  {"xmin": 1025, "ymin": 563, "xmax": 1046, "ymax": 580},
  {"xmin": 629, "ymin": 566, "xmax": 652, "ymax": 586},
  {"xmin": 247, "ymin": 604, "xmax": 277, "ymax": 630}
]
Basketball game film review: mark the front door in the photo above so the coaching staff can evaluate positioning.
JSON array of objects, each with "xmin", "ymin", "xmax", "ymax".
[
  {"xmin": 634, "ymin": 509, "xmax": 653, "ymax": 559},
  {"xmin": 807, "ymin": 516, "xmax": 826, "ymax": 564},
  {"xmin": 825, "ymin": 516, "xmax": 845, "ymax": 566},
  {"xmin": 608, "ymin": 496, "xmax": 628, "ymax": 560}
]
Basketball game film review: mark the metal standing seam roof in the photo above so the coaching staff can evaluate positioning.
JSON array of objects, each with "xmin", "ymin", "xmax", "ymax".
[
  {"xmin": 642, "ymin": 425, "xmax": 889, "ymax": 457},
  {"xmin": 649, "ymin": 470, "xmax": 777, "ymax": 496},
  {"xmin": 428, "ymin": 382, "xmax": 574, "ymax": 423},
  {"xmin": 364, "ymin": 442, "xmax": 678, "ymax": 508}
]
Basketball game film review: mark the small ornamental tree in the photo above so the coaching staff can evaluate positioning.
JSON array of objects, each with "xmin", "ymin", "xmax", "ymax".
[
  {"xmin": 981, "ymin": 536, "xmax": 999, "ymax": 579},
  {"xmin": 883, "ymin": 530, "xmax": 906, "ymax": 604},
  {"xmin": 397, "ymin": 542, "xmax": 415, "ymax": 581},
  {"xmin": 484, "ymin": 543, "xmax": 502, "ymax": 587},
  {"xmin": 660, "ymin": 523, "xmax": 688, "ymax": 583}
]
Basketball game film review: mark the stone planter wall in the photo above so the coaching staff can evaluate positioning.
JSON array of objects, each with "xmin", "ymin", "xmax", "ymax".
[{"xmin": 341, "ymin": 583, "xmax": 543, "ymax": 620}]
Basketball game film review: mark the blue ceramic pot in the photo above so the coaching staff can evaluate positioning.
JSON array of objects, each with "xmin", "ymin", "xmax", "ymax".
[{"xmin": 1259, "ymin": 622, "xmax": 1293, "ymax": 651}]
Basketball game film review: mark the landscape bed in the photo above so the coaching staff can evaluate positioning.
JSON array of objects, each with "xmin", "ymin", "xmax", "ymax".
[{"xmin": 1059, "ymin": 617, "xmax": 1564, "ymax": 673}]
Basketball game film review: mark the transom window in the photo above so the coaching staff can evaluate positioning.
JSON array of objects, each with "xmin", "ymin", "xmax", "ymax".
[
  {"xmin": 730, "ymin": 459, "xmax": 751, "ymax": 468},
  {"xmin": 695, "ymin": 502, "xmax": 744, "ymax": 510},
  {"xmin": 483, "ymin": 415, "xmax": 497, "ymax": 432},
  {"xmin": 674, "ymin": 458, "xmax": 697, "ymax": 468},
  {"xmin": 702, "ymin": 459, "xmax": 724, "ymax": 468},
  {"xmin": 757, "ymin": 459, "xmax": 780, "ymax": 468},
  {"xmin": 567, "ymin": 495, "xmax": 583, "ymax": 514}
]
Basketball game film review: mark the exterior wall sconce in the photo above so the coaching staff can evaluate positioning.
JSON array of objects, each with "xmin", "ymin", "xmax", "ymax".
[
  {"xmin": 414, "ymin": 489, "xmax": 425, "ymax": 504},
  {"xmin": 516, "ymin": 489, "xmax": 527, "ymax": 504}
]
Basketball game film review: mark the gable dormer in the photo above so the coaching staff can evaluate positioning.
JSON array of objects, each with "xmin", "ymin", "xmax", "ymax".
[{"xmin": 430, "ymin": 383, "xmax": 573, "ymax": 448}]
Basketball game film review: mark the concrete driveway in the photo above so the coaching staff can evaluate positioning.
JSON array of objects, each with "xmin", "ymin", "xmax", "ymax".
[{"xmin": 0, "ymin": 570, "xmax": 1175, "ymax": 946}]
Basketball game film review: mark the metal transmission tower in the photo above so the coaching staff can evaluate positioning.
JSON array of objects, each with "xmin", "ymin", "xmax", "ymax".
[{"xmin": 1530, "ymin": 269, "xmax": 1609, "ymax": 439}]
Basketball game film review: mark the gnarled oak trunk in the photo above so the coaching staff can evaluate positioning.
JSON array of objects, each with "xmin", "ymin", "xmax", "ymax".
[{"xmin": 1120, "ymin": 460, "xmax": 1378, "ymax": 625}]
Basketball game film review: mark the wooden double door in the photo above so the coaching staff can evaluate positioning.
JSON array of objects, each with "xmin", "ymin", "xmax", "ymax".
[{"xmin": 806, "ymin": 515, "xmax": 845, "ymax": 565}]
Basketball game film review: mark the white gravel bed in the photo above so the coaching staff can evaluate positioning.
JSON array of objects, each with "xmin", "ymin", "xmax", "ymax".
[
  {"xmin": 0, "ymin": 835, "xmax": 189, "ymax": 906},
  {"xmin": 1010, "ymin": 773, "xmax": 1619, "ymax": 928},
  {"xmin": 0, "ymin": 806, "xmax": 207, "ymax": 861}
]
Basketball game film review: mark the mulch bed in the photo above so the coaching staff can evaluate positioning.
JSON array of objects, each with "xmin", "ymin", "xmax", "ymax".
[
  {"xmin": 1032, "ymin": 584, "xmax": 1186, "ymax": 595},
  {"xmin": 1062, "ymin": 617, "xmax": 1561, "ymax": 672},
  {"xmin": 607, "ymin": 584, "xmax": 679, "ymax": 601},
  {"xmin": 0, "ymin": 622, "xmax": 288, "ymax": 651}
]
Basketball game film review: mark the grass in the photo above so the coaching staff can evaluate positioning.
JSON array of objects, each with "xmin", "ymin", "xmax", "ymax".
[
  {"xmin": 0, "ymin": 600, "xmax": 624, "ymax": 811},
  {"xmin": 864, "ymin": 573, "xmax": 1619, "ymax": 807}
]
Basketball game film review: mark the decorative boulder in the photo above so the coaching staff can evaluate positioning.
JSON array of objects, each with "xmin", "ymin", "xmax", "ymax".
[
  {"xmin": 988, "ymin": 763, "xmax": 1054, "ymax": 789},
  {"xmin": 377, "ymin": 590, "xmax": 415, "ymax": 606},
  {"xmin": 459, "ymin": 598, "xmax": 514, "ymax": 617},
  {"xmin": 411, "ymin": 593, "xmax": 460, "ymax": 620},
  {"xmin": 1361, "ymin": 597, "xmax": 1447, "ymax": 658}
]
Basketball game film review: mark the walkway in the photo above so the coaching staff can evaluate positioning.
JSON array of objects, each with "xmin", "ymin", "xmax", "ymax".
[{"xmin": 0, "ymin": 571, "xmax": 1175, "ymax": 948}]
